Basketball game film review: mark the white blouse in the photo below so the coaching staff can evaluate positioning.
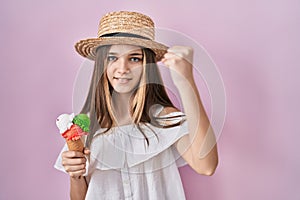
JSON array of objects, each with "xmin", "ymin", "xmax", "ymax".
[{"xmin": 54, "ymin": 110, "xmax": 189, "ymax": 200}]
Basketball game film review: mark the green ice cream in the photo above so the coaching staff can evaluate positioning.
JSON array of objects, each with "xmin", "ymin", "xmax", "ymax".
[{"xmin": 72, "ymin": 114, "xmax": 90, "ymax": 132}]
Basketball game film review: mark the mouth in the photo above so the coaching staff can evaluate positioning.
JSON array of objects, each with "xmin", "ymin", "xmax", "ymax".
[{"xmin": 113, "ymin": 77, "xmax": 132, "ymax": 83}]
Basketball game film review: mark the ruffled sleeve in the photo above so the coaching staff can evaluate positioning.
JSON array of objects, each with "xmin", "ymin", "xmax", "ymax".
[{"xmin": 89, "ymin": 110, "xmax": 189, "ymax": 170}]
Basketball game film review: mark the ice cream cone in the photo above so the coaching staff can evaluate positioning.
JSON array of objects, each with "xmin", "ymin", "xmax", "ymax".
[
  {"xmin": 66, "ymin": 139, "xmax": 84, "ymax": 152},
  {"xmin": 56, "ymin": 113, "xmax": 90, "ymax": 152}
]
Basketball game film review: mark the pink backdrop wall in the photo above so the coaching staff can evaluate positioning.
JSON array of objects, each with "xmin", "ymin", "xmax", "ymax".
[{"xmin": 1, "ymin": 0, "xmax": 299, "ymax": 199}]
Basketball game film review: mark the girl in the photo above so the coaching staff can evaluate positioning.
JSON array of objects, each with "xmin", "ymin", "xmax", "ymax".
[{"xmin": 55, "ymin": 11, "xmax": 218, "ymax": 200}]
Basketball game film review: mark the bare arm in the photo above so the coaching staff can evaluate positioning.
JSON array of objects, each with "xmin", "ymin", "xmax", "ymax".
[
  {"xmin": 61, "ymin": 149, "xmax": 90, "ymax": 199},
  {"xmin": 162, "ymin": 46, "xmax": 218, "ymax": 175},
  {"xmin": 70, "ymin": 177, "xmax": 88, "ymax": 200}
]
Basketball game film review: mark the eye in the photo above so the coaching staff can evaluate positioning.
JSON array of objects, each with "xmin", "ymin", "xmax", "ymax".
[
  {"xmin": 107, "ymin": 55, "xmax": 117, "ymax": 62},
  {"xmin": 130, "ymin": 57, "xmax": 142, "ymax": 62}
]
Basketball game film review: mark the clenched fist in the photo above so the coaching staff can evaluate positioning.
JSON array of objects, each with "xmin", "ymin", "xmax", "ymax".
[{"xmin": 161, "ymin": 46, "xmax": 194, "ymax": 86}]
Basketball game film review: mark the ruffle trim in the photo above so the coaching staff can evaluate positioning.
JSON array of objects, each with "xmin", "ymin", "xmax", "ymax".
[{"xmin": 89, "ymin": 112, "xmax": 188, "ymax": 170}]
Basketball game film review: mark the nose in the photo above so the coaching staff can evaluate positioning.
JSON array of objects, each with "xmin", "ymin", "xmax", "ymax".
[{"xmin": 116, "ymin": 57, "xmax": 129, "ymax": 74}]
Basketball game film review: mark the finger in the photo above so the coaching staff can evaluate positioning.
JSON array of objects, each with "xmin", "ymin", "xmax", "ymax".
[
  {"xmin": 163, "ymin": 52, "xmax": 178, "ymax": 59},
  {"xmin": 168, "ymin": 46, "xmax": 193, "ymax": 54},
  {"xmin": 62, "ymin": 157, "xmax": 86, "ymax": 166},
  {"xmin": 166, "ymin": 46, "xmax": 194, "ymax": 63},
  {"xmin": 84, "ymin": 148, "xmax": 90, "ymax": 155},
  {"xmin": 161, "ymin": 59, "xmax": 171, "ymax": 67},
  {"xmin": 64, "ymin": 163, "xmax": 86, "ymax": 173},
  {"xmin": 167, "ymin": 45, "xmax": 182, "ymax": 52},
  {"xmin": 62, "ymin": 151, "xmax": 85, "ymax": 158},
  {"xmin": 161, "ymin": 56, "xmax": 179, "ymax": 67},
  {"xmin": 69, "ymin": 169, "xmax": 86, "ymax": 178},
  {"xmin": 167, "ymin": 48, "xmax": 184, "ymax": 57}
]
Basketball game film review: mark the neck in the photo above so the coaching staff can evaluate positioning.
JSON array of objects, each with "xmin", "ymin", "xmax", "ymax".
[{"xmin": 111, "ymin": 92, "xmax": 133, "ymax": 125}]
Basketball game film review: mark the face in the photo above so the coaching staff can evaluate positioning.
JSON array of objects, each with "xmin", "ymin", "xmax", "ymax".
[{"xmin": 106, "ymin": 45, "xmax": 144, "ymax": 94}]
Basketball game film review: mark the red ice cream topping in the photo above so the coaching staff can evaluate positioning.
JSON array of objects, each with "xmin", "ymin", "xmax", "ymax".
[{"xmin": 62, "ymin": 124, "xmax": 88, "ymax": 141}]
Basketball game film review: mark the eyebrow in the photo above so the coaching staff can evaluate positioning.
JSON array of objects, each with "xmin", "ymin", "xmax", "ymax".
[
  {"xmin": 129, "ymin": 53, "xmax": 143, "ymax": 56},
  {"xmin": 108, "ymin": 51, "xmax": 143, "ymax": 56}
]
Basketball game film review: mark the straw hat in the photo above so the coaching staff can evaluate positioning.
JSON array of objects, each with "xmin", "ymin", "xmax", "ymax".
[{"xmin": 75, "ymin": 11, "xmax": 168, "ymax": 61}]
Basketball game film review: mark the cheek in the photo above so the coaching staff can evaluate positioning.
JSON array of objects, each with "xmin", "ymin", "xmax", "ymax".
[
  {"xmin": 133, "ymin": 66, "xmax": 143, "ymax": 78},
  {"xmin": 106, "ymin": 68, "xmax": 113, "ymax": 83}
]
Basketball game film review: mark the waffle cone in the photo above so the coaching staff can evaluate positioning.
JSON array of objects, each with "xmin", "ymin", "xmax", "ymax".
[{"xmin": 66, "ymin": 139, "xmax": 84, "ymax": 152}]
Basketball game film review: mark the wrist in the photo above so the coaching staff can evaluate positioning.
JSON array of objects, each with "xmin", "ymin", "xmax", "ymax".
[
  {"xmin": 174, "ymin": 76, "xmax": 196, "ymax": 90},
  {"xmin": 71, "ymin": 175, "xmax": 83, "ymax": 180}
]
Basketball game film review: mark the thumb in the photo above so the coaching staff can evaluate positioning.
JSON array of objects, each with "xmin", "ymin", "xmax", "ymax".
[{"xmin": 84, "ymin": 147, "xmax": 90, "ymax": 155}]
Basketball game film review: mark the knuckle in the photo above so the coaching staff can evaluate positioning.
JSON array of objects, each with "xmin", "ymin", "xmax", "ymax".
[
  {"xmin": 64, "ymin": 166, "xmax": 70, "ymax": 172},
  {"xmin": 61, "ymin": 160, "xmax": 66, "ymax": 166},
  {"xmin": 186, "ymin": 46, "xmax": 193, "ymax": 52},
  {"xmin": 61, "ymin": 153, "xmax": 68, "ymax": 160},
  {"xmin": 62, "ymin": 150, "xmax": 77, "ymax": 158},
  {"xmin": 70, "ymin": 151, "xmax": 77, "ymax": 157},
  {"xmin": 69, "ymin": 172, "xmax": 74, "ymax": 177},
  {"xmin": 81, "ymin": 164, "xmax": 86, "ymax": 169}
]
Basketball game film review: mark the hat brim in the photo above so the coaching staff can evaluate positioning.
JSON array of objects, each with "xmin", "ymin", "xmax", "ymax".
[{"xmin": 75, "ymin": 37, "xmax": 168, "ymax": 61}]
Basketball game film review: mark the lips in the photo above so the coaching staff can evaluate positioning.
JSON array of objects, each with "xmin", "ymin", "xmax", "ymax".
[{"xmin": 113, "ymin": 77, "xmax": 132, "ymax": 84}]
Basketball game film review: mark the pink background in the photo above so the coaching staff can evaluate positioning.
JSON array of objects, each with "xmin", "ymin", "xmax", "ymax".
[{"xmin": 1, "ymin": 0, "xmax": 299, "ymax": 199}]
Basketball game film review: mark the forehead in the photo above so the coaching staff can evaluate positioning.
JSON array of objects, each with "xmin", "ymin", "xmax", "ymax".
[{"xmin": 109, "ymin": 44, "xmax": 142, "ymax": 55}]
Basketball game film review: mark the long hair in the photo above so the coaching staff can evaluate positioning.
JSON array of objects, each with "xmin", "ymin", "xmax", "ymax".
[{"xmin": 81, "ymin": 45, "xmax": 176, "ymax": 148}]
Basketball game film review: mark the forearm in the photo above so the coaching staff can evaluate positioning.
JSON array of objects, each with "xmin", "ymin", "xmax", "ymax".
[
  {"xmin": 176, "ymin": 77, "xmax": 218, "ymax": 172},
  {"xmin": 70, "ymin": 177, "xmax": 88, "ymax": 200}
]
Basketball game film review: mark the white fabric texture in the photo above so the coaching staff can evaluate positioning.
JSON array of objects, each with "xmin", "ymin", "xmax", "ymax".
[{"xmin": 54, "ymin": 109, "xmax": 189, "ymax": 200}]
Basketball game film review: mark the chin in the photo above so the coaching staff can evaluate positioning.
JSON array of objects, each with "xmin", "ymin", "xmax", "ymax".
[{"xmin": 112, "ymin": 88, "xmax": 135, "ymax": 95}]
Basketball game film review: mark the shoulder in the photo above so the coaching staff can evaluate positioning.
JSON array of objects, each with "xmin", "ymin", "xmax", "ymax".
[
  {"xmin": 154, "ymin": 106, "xmax": 185, "ymax": 127},
  {"xmin": 157, "ymin": 107, "xmax": 180, "ymax": 117}
]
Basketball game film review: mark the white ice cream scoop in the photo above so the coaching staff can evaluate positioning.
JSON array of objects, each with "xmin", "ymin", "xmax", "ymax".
[{"xmin": 56, "ymin": 113, "xmax": 75, "ymax": 133}]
